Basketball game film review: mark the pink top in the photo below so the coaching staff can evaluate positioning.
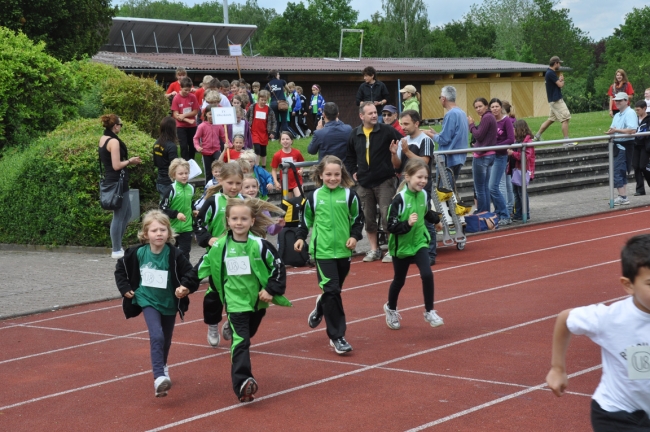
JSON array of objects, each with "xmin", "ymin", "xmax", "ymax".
[{"xmin": 193, "ymin": 122, "xmax": 226, "ymax": 156}]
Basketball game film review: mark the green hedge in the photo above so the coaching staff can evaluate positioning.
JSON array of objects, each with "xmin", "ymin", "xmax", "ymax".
[
  {"xmin": 0, "ymin": 27, "xmax": 79, "ymax": 148},
  {"xmin": 0, "ymin": 118, "xmax": 158, "ymax": 247}
]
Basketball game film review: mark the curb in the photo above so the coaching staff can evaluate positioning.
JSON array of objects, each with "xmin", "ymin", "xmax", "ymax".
[
  {"xmin": 0, "ymin": 296, "xmax": 121, "ymax": 321},
  {"xmin": 0, "ymin": 243, "xmax": 112, "ymax": 255}
]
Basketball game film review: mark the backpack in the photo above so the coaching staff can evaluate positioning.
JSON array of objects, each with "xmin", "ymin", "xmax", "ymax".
[
  {"xmin": 279, "ymin": 163, "xmax": 306, "ymax": 227},
  {"xmin": 464, "ymin": 211, "xmax": 499, "ymax": 233},
  {"xmin": 278, "ymin": 226, "xmax": 311, "ymax": 267}
]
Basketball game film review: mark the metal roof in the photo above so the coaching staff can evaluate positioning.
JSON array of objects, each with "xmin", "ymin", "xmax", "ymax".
[
  {"xmin": 92, "ymin": 52, "xmax": 550, "ymax": 74},
  {"xmin": 101, "ymin": 17, "xmax": 257, "ymax": 56}
]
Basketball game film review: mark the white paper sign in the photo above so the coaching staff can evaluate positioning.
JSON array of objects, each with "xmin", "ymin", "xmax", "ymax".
[
  {"xmin": 254, "ymin": 110, "xmax": 267, "ymax": 120},
  {"xmin": 627, "ymin": 345, "xmax": 650, "ymax": 380},
  {"xmin": 229, "ymin": 44, "xmax": 243, "ymax": 56},
  {"xmin": 188, "ymin": 158, "xmax": 202, "ymax": 180},
  {"xmin": 212, "ymin": 107, "xmax": 237, "ymax": 125},
  {"xmin": 141, "ymin": 268, "xmax": 168, "ymax": 289},
  {"xmin": 225, "ymin": 256, "xmax": 251, "ymax": 276}
]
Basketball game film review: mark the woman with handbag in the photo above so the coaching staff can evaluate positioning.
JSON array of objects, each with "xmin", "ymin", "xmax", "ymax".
[
  {"xmin": 265, "ymin": 69, "xmax": 289, "ymax": 139},
  {"xmin": 99, "ymin": 114, "xmax": 141, "ymax": 259}
]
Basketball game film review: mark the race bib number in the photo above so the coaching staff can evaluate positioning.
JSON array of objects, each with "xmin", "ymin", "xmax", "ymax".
[
  {"xmin": 281, "ymin": 157, "xmax": 295, "ymax": 164},
  {"xmin": 183, "ymin": 107, "xmax": 191, "ymax": 114},
  {"xmin": 255, "ymin": 110, "xmax": 267, "ymax": 120},
  {"xmin": 627, "ymin": 346, "xmax": 650, "ymax": 380},
  {"xmin": 141, "ymin": 268, "xmax": 168, "ymax": 289},
  {"xmin": 225, "ymin": 256, "xmax": 251, "ymax": 276}
]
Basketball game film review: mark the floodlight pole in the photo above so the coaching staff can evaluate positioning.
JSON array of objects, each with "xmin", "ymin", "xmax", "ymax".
[{"xmin": 223, "ymin": 0, "xmax": 229, "ymax": 24}]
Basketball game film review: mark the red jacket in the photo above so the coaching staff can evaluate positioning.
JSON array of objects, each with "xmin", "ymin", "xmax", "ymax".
[{"xmin": 509, "ymin": 135, "xmax": 536, "ymax": 178}]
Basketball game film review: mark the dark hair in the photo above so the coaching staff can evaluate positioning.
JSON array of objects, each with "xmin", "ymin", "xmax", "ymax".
[
  {"xmin": 220, "ymin": 79, "xmax": 230, "ymax": 88},
  {"xmin": 513, "ymin": 119, "xmax": 533, "ymax": 143},
  {"xmin": 362, "ymin": 66, "xmax": 376, "ymax": 78},
  {"xmin": 473, "ymin": 97, "xmax": 489, "ymax": 108},
  {"xmin": 280, "ymin": 130, "xmax": 294, "ymax": 141},
  {"xmin": 101, "ymin": 114, "xmax": 120, "ymax": 129},
  {"xmin": 636, "ymin": 100, "xmax": 647, "ymax": 109},
  {"xmin": 267, "ymin": 69, "xmax": 279, "ymax": 80},
  {"xmin": 502, "ymin": 100, "xmax": 512, "ymax": 114},
  {"xmin": 323, "ymin": 102, "xmax": 339, "ymax": 121},
  {"xmin": 489, "ymin": 98, "xmax": 502, "ymax": 108},
  {"xmin": 158, "ymin": 116, "xmax": 177, "ymax": 144},
  {"xmin": 400, "ymin": 109, "xmax": 420, "ymax": 124},
  {"xmin": 180, "ymin": 76, "xmax": 192, "ymax": 89},
  {"xmin": 621, "ymin": 234, "xmax": 650, "ymax": 281},
  {"xmin": 208, "ymin": 78, "xmax": 220, "ymax": 89},
  {"xmin": 239, "ymin": 78, "xmax": 247, "ymax": 85},
  {"xmin": 311, "ymin": 155, "xmax": 355, "ymax": 188}
]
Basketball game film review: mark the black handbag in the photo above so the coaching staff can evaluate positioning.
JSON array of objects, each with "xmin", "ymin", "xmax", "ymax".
[{"xmin": 99, "ymin": 154, "xmax": 125, "ymax": 211}]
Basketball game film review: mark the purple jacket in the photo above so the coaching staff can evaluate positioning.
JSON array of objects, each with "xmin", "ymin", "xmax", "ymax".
[
  {"xmin": 495, "ymin": 116, "xmax": 515, "ymax": 156},
  {"xmin": 470, "ymin": 112, "xmax": 497, "ymax": 158},
  {"xmin": 226, "ymin": 120, "xmax": 253, "ymax": 150}
]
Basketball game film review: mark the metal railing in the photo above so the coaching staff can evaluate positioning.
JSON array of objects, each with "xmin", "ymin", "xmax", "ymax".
[{"xmin": 279, "ymin": 131, "xmax": 650, "ymax": 224}]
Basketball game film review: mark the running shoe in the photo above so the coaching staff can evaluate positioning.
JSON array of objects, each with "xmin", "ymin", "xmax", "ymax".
[
  {"xmin": 382, "ymin": 251, "xmax": 393, "ymax": 263},
  {"xmin": 207, "ymin": 324, "xmax": 220, "ymax": 347},
  {"xmin": 383, "ymin": 302, "xmax": 402, "ymax": 330},
  {"xmin": 308, "ymin": 295, "xmax": 323, "ymax": 328},
  {"xmin": 330, "ymin": 337, "xmax": 353, "ymax": 354},
  {"xmin": 239, "ymin": 377, "xmax": 258, "ymax": 403},
  {"xmin": 154, "ymin": 376, "xmax": 172, "ymax": 397},
  {"xmin": 614, "ymin": 196, "xmax": 630, "ymax": 206},
  {"xmin": 424, "ymin": 310, "xmax": 444, "ymax": 328},
  {"xmin": 363, "ymin": 249, "xmax": 382, "ymax": 262},
  {"xmin": 222, "ymin": 321, "xmax": 232, "ymax": 341}
]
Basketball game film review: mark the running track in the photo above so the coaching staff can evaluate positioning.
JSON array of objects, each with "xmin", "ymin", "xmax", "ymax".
[{"xmin": 2, "ymin": 208, "xmax": 649, "ymax": 431}]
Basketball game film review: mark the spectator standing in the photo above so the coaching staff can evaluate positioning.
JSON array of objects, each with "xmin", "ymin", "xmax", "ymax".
[
  {"xmin": 153, "ymin": 116, "xmax": 179, "ymax": 199},
  {"xmin": 381, "ymin": 105, "xmax": 405, "ymax": 136},
  {"xmin": 427, "ymin": 85, "xmax": 468, "ymax": 182},
  {"xmin": 345, "ymin": 102, "xmax": 403, "ymax": 262},
  {"xmin": 389, "ymin": 110, "xmax": 437, "ymax": 265},
  {"xmin": 399, "ymin": 85, "xmax": 420, "ymax": 113},
  {"xmin": 171, "ymin": 76, "xmax": 199, "ymax": 161},
  {"xmin": 309, "ymin": 84, "xmax": 325, "ymax": 127},
  {"xmin": 645, "ymin": 88, "xmax": 650, "ymax": 113},
  {"xmin": 286, "ymin": 82, "xmax": 306, "ymax": 138},
  {"xmin": 607, "ymin": 69, "xmax": 634, "ymax": 117},
  {"xmin": 634, "ymin": 100, "xmax": 650, "ymax": 195},
  {"xmin": 193, "ymin": 107, "xmax": 226, "ymax": 184},
  {"xmin": 508, "ymin": 120, "xmax": 536, "ymax": 221},
  {"xmin": 265, "ymin": 69, "xmax": 289, "ymax": 138},
  {"xmin": 308, "ymin": 102, "xmax": 352, "ymax": 162},
  {"xmin": 98, "ymin": 114, "xmax": 142, "ymax": 259},
  {"xmin": 468, "ymin": 97, "xmax": 501, "ymax": 214},
  {"xmin": 356, "ymin": 66, "xmax": 389, "ymax": 123},
  {"xmin": 296, "ymin": 86, "xmax": 310, "ymax": 136},
  {"xmin": 606, "ymin": 92, "xmax": 638, "ymax": 206},
  {"xmin": 489, "ymin": 98, "xmax": 514, "ymax": 225},
  {"xmin": 534, "ymin": 56, "xmax": 574, "ymax": 146}
]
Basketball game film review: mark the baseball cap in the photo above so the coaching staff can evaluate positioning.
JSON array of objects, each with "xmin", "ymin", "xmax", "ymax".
[
  {"xmin": 613, "ymin": 92, "xmax": 629, "ymax": 101},
  {"xmin": 549, "ymin": 56, "xmax": 563, "ymax": 64},
  {"xmin": 399, "ymin": 85, "xmax": 417, "ymax": 94},
  {"xmin": 382, "ymin": 105, "xmax": 397, "ymax": 114}
]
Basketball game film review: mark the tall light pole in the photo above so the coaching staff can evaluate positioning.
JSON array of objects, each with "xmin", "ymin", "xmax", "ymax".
[{"xmin": 223, "ymin": 0, "xmax": 229, "ymax": 24}]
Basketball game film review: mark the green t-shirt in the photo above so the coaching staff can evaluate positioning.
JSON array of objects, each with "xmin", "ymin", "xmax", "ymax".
[
  {"xmin": 312, "ymin": 95, "xmax": 318, "ymax": 114},
  {"xmin": 133, "ymin": 244, "xmax": 176, "ymax": 315}
]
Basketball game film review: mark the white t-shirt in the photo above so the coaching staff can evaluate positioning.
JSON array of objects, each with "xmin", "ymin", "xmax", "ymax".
[
  {"xmin": 645, "ymin": 99, "xmax": 650, "ymax": 113},
  {"xmin": 201, "ymin": 96, "xmax": 232, "ymax": 111},
  {"xmin": 232, "ymin": 120, "xmax": 246, "ymax": 137},
  {"xmin": 567, "ymin": 296, "xmax": 650, "ymax": 414}
]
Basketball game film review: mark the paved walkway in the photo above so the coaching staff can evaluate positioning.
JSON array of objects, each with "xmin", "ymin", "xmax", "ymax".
[{"xmin": 2, "ymin": 183, "xmax": 649, "ymax": 320}]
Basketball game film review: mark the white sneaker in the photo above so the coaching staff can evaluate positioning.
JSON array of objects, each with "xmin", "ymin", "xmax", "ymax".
[
  {"xmin": 207, "ymin": 324, "xmax": 220, "ymax": 347},
  {"xmin": 424, "ymin": 310, "xmax": 444, "ymax": 327},
  {"xmin": 111, "ymin": 249, "xmax": 124, "ymax": 259},
  {"xmin": 163, "ymin": 364, "xmax": 169, "ymax": 378},
  {"xmin": 614, "ymin": 196, "xmax": 630, "ymax": 206},
  {"xmin": 383, "ymin": 302, "xmax": 401, "ymax": 330},
  {"xmin": 382, "ymin": 251, "xmax": 393, "ymax": 263},
  {"xmin": 154, "ymin": 376, "xmax": 172, "ymax": 397},
  {"xmin": 363, "ymin": 249, "xmax": 382, "ymax": 262}
]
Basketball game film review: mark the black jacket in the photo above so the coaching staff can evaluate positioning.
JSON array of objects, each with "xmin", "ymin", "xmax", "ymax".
[
  {"xmin": 153, "ymin": 139, "xmax": 178, "ymax": 185},
  {"xmin": 114, "ymin": 243, "xmax": 200, "ymax": 320},
  {"xmin": 636, "ymin": 115, "xmax": 650, "ymax": 152},
  {"xmin": 356, "ymin": 80, "xmax": 390, "ymax": 112},
  {"xmin": 345, "ymin": 123, "xmax": 403, "ymax": 189}
]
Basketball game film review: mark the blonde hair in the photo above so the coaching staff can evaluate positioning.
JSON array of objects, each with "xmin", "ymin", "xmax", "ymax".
[
  {"xmin": 168, "ymin": 158, "xmax": 190, "ymax": 180},
  {"xmin": 204, "ymin": 162, "xmax": 243, "ymax": 200},
  {"xmin": 396, "ymin": 159, "xmax": 429, "ymax": 194},
  {"xmin": 236, "ymin": 158, "xmax": 251, "ymax": 174},
  {"xmin": 258, "ymin": 89, "xmax": 270, "ymax": 100},
  {"xmin": 242, "ymin": 174, "xmax": 260, "ymax": 197},
  {"xmin": 252, "ymin": 81, "xmax": 260, "ymax": 90},
  {"xmin": 239, "ymin": 149, "xmax": 257, "ymax": 165},
  {"xmin": 211, "ymin": 160, "xmax": 224, "ymax": 172},
  {"xmin": 138, "ymin": 210, "xmax": 176, "ymax": 243},
  {"xmin": 225, "ymin": 198, "xmax": 284, "ymax": 238},
  {"xmin": 311, "ymin": 155, "xmax": 355, "ymax": 188}
]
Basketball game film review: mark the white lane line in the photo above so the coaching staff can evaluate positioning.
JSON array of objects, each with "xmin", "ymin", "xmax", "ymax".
[
  {"xmin": 403, "ymin": 365, "xmax": 602, "ymax": 431},
  {"xmin": 0, "ymin": 260, "xmax": 620, "ymax": 365}
]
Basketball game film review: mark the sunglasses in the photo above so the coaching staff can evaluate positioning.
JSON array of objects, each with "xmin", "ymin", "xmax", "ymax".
[
  {"xmin": 382, "ymin": 113, "xmax": 394, "ymax": 117},
  {"xmin": 117, "ymin": 123, "xmax": 123, "ymax": 126}
]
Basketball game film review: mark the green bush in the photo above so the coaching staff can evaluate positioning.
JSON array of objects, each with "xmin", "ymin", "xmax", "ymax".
[
  {"xmin": 0, "ymin": 118, "xmax": 158, "ymax": 247},
  {"xmin": 67, "ymin": 60, "xmax": 127, "ymax": 119},
  {"xmin": 0, "ymin": 27, "xmax": 79, "ymax": 148},
  {"xmin": 101, "ymin": 74, "xmax": 169, "ymax": 138}
]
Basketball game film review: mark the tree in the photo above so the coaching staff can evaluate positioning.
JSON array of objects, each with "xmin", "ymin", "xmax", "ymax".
[
  {"xmin": 1, "ymin": 0, "xmax": 115, "ymax": 61},
  {"xmin": 440, "ymin": 19, "xmax": 497, "ymax": 58},
  {"xmin": 372, "ymin": 0, "xmax": 431, "ymax": 57}
]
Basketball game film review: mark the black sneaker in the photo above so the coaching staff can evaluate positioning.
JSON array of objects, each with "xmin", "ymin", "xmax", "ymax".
[
  {"xmin": 239, "ymin": 377, "xmax": 258, "ymax": 403},
  {"xmin": 308, "ymin": 295, "xmax": 323, "ymax": 328},
  {"xmin": 330, "ymin": 337, "xmax": 353, "ymax": 355}
]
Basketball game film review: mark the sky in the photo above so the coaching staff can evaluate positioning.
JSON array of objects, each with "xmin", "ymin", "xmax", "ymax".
[{"xmin": 116, "ymin": 0, "xmax": 650, "ymax": 41}]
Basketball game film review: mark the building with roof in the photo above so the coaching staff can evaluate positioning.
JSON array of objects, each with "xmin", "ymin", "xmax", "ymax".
[{"xmin": 95, "ymin": 18, "xmax": 552, "ymax": 127}]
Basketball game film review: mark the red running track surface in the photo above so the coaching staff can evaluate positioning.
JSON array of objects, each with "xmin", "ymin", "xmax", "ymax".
[{"xmin": 2, "ymin": 208, "xmax": 649, "ymax": 431}]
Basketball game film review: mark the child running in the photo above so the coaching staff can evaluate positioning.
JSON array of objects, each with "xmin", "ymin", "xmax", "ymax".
[
  {"xmin": 241, "ymin": 175, "xmax": 285, "ymax": 235},
  {"xmin": 193, "ymin": 162, "xmax": 244, "ymax": 347},
  {"xmin": 383, "ymin": 159, "xmax": 444, "ymax": 330},
  {"xmin": 194, "ymin": 160, "xmax": 223, "ymax": 214},
  {"xmin": 114, "ymin": 210, "xmax": 199, "ymax": 397},
  {"xmin": 507, "ymin": 120, "xmax": 536, "ymax": 221},
  {"xmin": 271, "ymin": 131, "xmax": 305, "ymax": 197},
  {"xmin": 294, "ymin": 156, "xmax": 364, "ymax": 354},
  {"xmin": 220, "ymin": 134, "xmax": 245, "ymax": 162},
  {"xmin": 197, "ymin": 198, "xmax": 289, "ymax": 402},
  {"xmin": 240, "ymin": 150, "xmax": 274, "ymax": 200},
  {"xmin": 546, "ymin": 234, "xmax": 650, "ymax": 431},
  {"xmin": 159, "ymin": 158, "xmax": 194, "ymax": 261}
]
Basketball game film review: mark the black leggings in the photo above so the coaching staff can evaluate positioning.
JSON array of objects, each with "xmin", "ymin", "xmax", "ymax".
[
  {"xmin": 175, "ymin": 231, "xmax": 192, "ymax": 262},
  {"xmin": 229, "ymin": 309, "xmax": 266, "ymax": 397},
  {"xmin": 315, "ymin": 258, "xmax": 350, "ymax": 340},
  {"xmin": 591, "ymin": 399, "xmax": 650, "ymax": 431},
  {"xmin": 388, "ymin": 247, "xmax": 434, "ymax": 312}
]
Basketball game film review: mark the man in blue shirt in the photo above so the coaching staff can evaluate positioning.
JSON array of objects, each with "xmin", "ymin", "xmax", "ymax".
[
  {"xmin": 426, "ymin": 85, "xmax": 469, "ymax": 182},
  {"xmin": 606, "ymin": 92, "xmax": 638, "ymax": 206},
  {"xmin": 307, "ymin": 102, "xmax": 352, "ymax": 162},
  {"xmin": 534, "ymin": 56, "xmax": 574, "ymax": 146}
]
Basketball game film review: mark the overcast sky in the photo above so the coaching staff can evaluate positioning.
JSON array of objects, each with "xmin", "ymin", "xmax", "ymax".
[{"xmin": 118, "ymin": 0, "xmax": 650, "ymax": 41}]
